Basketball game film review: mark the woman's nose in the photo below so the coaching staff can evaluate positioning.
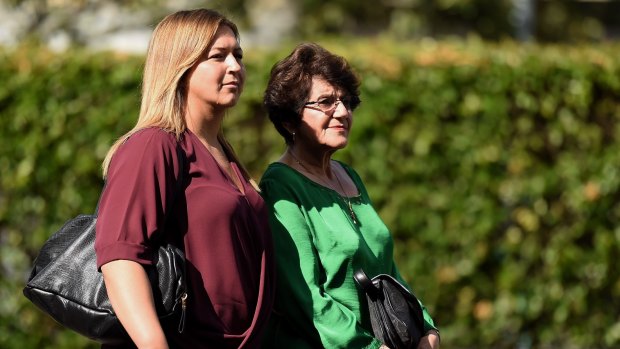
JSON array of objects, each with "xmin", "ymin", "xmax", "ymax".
[
  {"xmin": 226, "ymin": 55, "xmax": 242, "ymax": 71},
  {"xmin": 332, "ymin": 101, "xmax": 351, "ymax": 118}
]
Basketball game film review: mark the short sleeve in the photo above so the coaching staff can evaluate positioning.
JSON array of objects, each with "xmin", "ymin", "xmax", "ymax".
[{"xmin": 95, "ymin": 128, "xmax": 183, "ymax": 269}]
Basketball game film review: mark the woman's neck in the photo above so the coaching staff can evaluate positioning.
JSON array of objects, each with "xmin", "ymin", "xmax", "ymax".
[
  {"xmin": 286, "ymin": 145, "xmax": 334, "ymax": 179},
  {"xmin": 185, "ymin": 108, "xmax": 224, "ymax": 147},
  {"xmin": 285, "ymin": 145, "xmax": 358, "ymax": 202}
]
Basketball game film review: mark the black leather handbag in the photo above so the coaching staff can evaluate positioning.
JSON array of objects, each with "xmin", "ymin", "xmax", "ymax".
[
  {"xmin": 354, "ymin": 269, "xmax": 425, "ymax": 349},
  {"xmin": 23, "ymin": 146, "xmax": 187, "ymax": 344}
]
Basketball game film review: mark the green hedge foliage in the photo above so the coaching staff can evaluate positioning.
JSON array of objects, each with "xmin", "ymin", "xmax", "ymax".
[{"xmin": 1, "ymin": 40, "xmax": 619, "ymax": 348}]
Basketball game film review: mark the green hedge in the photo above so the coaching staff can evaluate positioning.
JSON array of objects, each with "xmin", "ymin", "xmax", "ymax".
[{"xmin": 1, "ymin": 39, "xmax": 619, "ymax": 348}]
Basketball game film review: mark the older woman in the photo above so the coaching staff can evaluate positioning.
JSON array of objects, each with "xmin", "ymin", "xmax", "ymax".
[{"xmin": 259, "ymin": 42, "xmax": 440, "ymax": 349}]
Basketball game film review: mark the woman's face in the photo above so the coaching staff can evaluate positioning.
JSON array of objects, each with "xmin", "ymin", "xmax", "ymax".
[
  {"xmin": 186, "ymin": 25, "xmax": 245, "ymax": 111},
  {"xmin": 295, "ymin": 77, "xmax": 353, "ymax": 152}
]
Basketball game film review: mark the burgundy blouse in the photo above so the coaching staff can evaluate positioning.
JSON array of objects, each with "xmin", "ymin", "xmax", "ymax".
[{"xmin": 95, "ymin": 128, "xmax": 274, "ymax": 349}]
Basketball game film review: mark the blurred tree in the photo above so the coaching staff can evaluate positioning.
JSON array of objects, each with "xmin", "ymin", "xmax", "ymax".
[
  {"xmin": 536, "ymin": 0, "xmax": 620, "ymax": 42},
  {"xmin": 1, "ymin": 0, "xmax": 619, "ymax": 50},
  {"xmin": 291, "ymin": 0, "xmax": 515, "ymax": 40},
  {"xmin": 0, "ymin": 0, "xmax": 248, "ymax": 50},
  {"xmin": 295, "ymin": 0, "xmax": 392, "ymax": 37},
  {"xmin": 422, "ymin": 0, "xmax": 514, "ymax": 40}
]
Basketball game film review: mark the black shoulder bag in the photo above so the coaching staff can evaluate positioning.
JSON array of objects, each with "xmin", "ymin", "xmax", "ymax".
[
  {"xmin": 354, "ymin": 269, "xmax": 425, "ymax": 349},
  {"xmin": 23, "ymin": 146, "xmax": 188, "ymax": 344}
]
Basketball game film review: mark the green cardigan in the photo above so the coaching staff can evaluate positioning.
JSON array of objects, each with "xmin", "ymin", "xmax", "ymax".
[{"xmin": 260, "ymin": 162, "xmax": 437, "ymax": 349}]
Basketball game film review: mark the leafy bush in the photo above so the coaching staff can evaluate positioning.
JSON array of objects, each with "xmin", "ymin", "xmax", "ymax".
[{"xmin": 1, "ymin": 40, "xmax": 619, "ymax": 348}]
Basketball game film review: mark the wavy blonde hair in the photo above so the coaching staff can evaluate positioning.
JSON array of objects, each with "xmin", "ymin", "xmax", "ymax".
[{"xmin": 102, "ymin": 9, "xmax": 252, "ymax": 184}]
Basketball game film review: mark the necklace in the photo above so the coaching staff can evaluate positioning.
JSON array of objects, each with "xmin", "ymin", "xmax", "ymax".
[
  {"xmin": 333, "ymin": 169, "xmax": 358, "ymax": 225},
  {"xmin": 288, "ymin": 149, "xmax": 358, "ymax": 225}
]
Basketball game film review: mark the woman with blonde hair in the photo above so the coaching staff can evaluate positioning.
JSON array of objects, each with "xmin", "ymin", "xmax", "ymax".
[{"xmin": 94, "ymin": 9, "xmax": 274, "ymax": 349}]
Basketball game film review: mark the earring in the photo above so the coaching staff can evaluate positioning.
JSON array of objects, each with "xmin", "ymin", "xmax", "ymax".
[{"xmin": 292, "ymin": 131, "xmax": 296, "ymax": 143}]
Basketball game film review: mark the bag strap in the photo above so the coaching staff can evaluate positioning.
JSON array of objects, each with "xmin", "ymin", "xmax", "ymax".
[
  {"xmin": 93, "ymin": 183, "xmax": 107, "ymax": 216},
  {"xmin": 157, "ymin": 142, "xmax": 186, "ymax": 244},
  {"xmin": 354, "ymin": 268, "xmax": 380, "ymax": 298},
  {"xmin": 170, "ymin": 142, "xmax": 187, "ymax": 212}
]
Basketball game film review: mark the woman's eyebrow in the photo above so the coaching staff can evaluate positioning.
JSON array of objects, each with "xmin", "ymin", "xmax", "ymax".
[{"xmin": 209, "ymin": 44, "xmax": 237, "ymax": 52}]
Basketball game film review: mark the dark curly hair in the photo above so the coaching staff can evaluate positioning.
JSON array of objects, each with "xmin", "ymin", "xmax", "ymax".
[{"xmin": 263, "ymin": 43, "xmax": 361, "ymax": 145}]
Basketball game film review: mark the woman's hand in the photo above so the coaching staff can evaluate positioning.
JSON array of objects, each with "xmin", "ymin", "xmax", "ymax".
[
  {"xmin": 380, "ymin": 328, "xmax": 440, "ymax": 349},
  {"xmin": 416, "ymin": 329, "xmax": 441, "ymax": 349},
  {"xmin": 102, "ymin": 260, "xmax": 169, "ymax": 349}
]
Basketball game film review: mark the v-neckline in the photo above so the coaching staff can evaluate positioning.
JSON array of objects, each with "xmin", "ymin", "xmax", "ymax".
[
  {"xmin": 228, "ymin": 162, "xmax": 246, "ymax": 196},
  {"xmin": 189, "ymin": 130, "xmax": 247, "ymax": 196}
]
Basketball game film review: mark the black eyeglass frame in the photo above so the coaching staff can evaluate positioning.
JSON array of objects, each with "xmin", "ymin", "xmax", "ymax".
[{"xmin": 303, "ymin": 96, "xmax": 354, "ymax": 113}]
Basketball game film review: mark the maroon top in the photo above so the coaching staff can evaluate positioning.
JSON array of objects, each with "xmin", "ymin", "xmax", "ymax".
[{"xmin": 95, "ymin": 128, "xmax": 274, "ymax": 349}]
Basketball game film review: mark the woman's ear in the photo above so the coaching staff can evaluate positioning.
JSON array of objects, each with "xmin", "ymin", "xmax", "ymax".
[
  {"xmin": 282, "ymin": 122, "xmax": 295, "ymax": 136},
  {"xmin": 282, "ymin": 122, "xmax": 297, "ymax": 144}
]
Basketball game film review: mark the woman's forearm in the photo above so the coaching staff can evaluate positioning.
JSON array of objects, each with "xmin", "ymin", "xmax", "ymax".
[{"xmin": 101, "ymin": 260, "xmax": 168, "ymax": 349}]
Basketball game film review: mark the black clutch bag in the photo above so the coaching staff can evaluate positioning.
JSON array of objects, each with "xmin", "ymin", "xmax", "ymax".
[{"xmin": 354, "ymin": 269, "xmax": 425, "ymax": 349}]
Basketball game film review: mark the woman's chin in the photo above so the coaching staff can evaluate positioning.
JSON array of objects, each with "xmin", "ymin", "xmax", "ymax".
[
  {"xmin": 328, "ymin": 140, "xmax": 349, "ymax": 151},
  {"xmin": 217, "ymin": 97, "xmax": 241, "ymax": 108}
]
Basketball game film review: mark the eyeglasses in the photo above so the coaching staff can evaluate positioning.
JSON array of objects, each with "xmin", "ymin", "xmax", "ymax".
[{"xmin": 304, "ymin": 96, "xmax": 353, "ymax": 113}]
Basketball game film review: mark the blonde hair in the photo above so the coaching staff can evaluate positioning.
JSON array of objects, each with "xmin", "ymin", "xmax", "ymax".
[{"xmin": 102, "ymin": 9, "xmax": 253, "ymax": 185}]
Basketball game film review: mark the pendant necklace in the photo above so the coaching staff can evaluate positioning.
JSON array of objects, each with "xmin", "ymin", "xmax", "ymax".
[{"xmin": 288, "ymin": 149, "xmax": 358, "ymax": 224}]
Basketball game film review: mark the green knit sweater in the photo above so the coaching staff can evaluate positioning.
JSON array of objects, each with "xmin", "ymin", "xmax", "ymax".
[{"xmin": 260, "ymin": 162, "xmax": 437, "ymax": 349}]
